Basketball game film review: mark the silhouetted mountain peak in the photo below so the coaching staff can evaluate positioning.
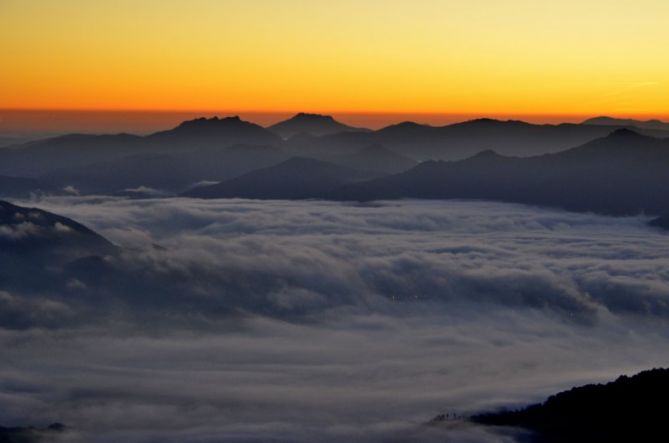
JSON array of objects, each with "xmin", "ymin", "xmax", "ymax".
[
  {"xmin": 457, "ymin": 118, "xmax": 530, "ymax": 128},
  {"xmin": 175, "ymin": 116, "xmax": 249, "ymax": 130},
  {"xmin": 469, "ymin": 118, "xmax": 499, "ymax": 124},
  {"xmin": 608, "ymin": 127, "xmax": 642, "ymax": 138},
  {"xmin": 269, "ymin": 113, "xmax": 368, "ymax": 138},
  {"xmin": 292, "ymin": 113, "xmax": 336, "ymax": 122},
  {"xmin": 164, "ymin": 116, "xmax": 273, "ymax": 137},
  {"xmin": 146, "ymin": 116, "xmax": 280, "ymax": 147},
  {"xmin": 585, "ymin": 115, "xmax": 613, "ymax": 122},
  {"xmin": 385, "ymin": 121, "xmax": 428, "ymax": 130},
  {"xmin": 375, "ymin": 121, "xmax": 434, "ymax": 137}
]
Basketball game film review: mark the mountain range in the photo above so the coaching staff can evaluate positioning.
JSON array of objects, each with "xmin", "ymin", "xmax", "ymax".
[
  {"xmin": 1, "ymin": 114, "xmax": 669, "ymax": 218},
  {"xmin": 185, "ymin": 127, "xmax": 669, "ymax": 217},
  {"xmin": 327, "ymin": 129, "xmax": 669, "ymax": 215},
  {"xmin": 283, "ymin": 118, "xmax": 669, "ymax": 161},
  {"xmin": 0, "ymin": 117, "xmax": 279, "ymax": 178}
]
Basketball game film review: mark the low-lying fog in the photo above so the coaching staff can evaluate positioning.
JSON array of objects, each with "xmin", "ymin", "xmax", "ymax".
[{"xmin": 3, "ymin": 198, "xmax": 669, "ymax": 442}]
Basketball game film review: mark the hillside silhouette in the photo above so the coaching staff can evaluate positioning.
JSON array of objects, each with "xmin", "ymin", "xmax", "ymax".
[
  {"xmin": 471, "ymin": 368, "xmax": 669, "ymax": 443},
  {"xmin": 0, "ymin": 423, "xmax": 65, "ymax": 443},
  {"xmin": 328, "ymin": 129, "xmax": 669, "ymax": 216}
]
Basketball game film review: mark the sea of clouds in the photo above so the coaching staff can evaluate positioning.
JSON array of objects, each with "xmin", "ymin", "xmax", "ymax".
[{"xmin": 2, "ymin": 197, "xmax": 669, "ymax": 442}]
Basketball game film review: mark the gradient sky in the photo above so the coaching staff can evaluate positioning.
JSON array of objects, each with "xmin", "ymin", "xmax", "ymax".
[{"xmin": 1, "ymin": 0, "xmax": 668, "ymax": 120}]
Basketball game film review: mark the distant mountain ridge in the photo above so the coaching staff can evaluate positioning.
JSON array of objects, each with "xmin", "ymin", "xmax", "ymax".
[
  {"xmin": 268, "ymin": 113, "xmax": 370, "ymax": 138},
  {"xmin": 326, "ymin": 129, "xmax": 669, "ymax": 216},
  {"xmin": 284, "ymin": 117, "xmax": 669, "ymax": 161},
  {"xmin": 582, "ymin": 116, "xmax": 669, "ymax": 131},
  {"xmin": 3, "ymin": 114, "xmax": 669, "ymax": 198},
  {"xmin": 0, "ymin": 116, "xmax": 281, "ymax": 178}
]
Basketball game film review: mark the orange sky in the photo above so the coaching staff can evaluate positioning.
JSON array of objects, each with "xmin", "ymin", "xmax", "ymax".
[{"xmin": 1, "ymin": 0, "xmax": 668, "ymax": 129}]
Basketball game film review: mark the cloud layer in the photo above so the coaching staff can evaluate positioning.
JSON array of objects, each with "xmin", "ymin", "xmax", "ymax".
[
  {"xmin": 2, "ymin": 197, "xmax": 669, "ymax": 442},
  {"xmin": 21, "ymin": 196, "xmax": 669, "ymax": 322}
]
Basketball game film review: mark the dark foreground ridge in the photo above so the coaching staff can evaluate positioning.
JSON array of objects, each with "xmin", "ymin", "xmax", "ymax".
[
  {"xmin": 470, "ymin": 368, "xmax": 669, "ymax": 442},
  {"xmin": 0, "ymin": 423, "xmax": 65, "ymax": 443}
]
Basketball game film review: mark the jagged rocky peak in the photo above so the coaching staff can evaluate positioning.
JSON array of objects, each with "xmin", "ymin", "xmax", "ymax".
[
  {"xmin": 292, "ymin": 112, "xmax": 336, "ymax": 121},
  {"xmin": 177, "ymin": 116, "xmax": 244, "ymax": 128}
]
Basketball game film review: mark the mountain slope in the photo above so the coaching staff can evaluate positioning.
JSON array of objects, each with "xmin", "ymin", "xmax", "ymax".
[
  {"xmin": 327, "ymin": 129, "xmax": 669, "ymax": 215},
  {"xmin": 268, "ymin": 113, "xmax": 369, "ymax": 138},
  {"xmin": 333, "ymin": 144, "xmax": 417, "ymax": 174},
  {"xmin": 185, "ymin": 157, "xmax": 379, "ymax": 199},
  {"xmin": 0, "ymin": 200, "xmax": 115, "ymax": 257},
  {"xmin": 44, "ymin": 144, "xmax": 288, "ymax": 194},
  {"xmin": 471, "ymin": 368, "xmax": 669, "ymax": 443}
]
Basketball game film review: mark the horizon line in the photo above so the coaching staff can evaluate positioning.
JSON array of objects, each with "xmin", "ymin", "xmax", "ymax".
[
  {"xmin": 2, "ymin": 107, "xmax": 668, "ymax": 118},
  {"xmin": 2, "ymin": 108, "xmax": 667, "ymax": 135}
]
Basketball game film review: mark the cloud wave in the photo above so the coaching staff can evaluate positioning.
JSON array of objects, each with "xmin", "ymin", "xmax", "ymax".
[{"xmin": 2, "ymin": 197, "xmax": 669, "ymax": 442}]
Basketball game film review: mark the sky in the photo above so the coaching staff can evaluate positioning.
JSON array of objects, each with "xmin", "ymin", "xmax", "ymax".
[{"xmin": 1, "ymin": 0, "xmax": 668, "ymax": 131}]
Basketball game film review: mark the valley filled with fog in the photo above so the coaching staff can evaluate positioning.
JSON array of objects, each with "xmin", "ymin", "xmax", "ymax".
[
  {"xmin": 4, "ymin": 1, "xmax": 669, "ymax": 440},
  {"xmin": 3, "ymin": 197, "xmax": 668, "ymax": 442}
]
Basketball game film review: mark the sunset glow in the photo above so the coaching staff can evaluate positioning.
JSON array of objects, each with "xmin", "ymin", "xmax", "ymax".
[{"xmin": 2, "ymin": 0, "xmax": 668, "ymax": 121}]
